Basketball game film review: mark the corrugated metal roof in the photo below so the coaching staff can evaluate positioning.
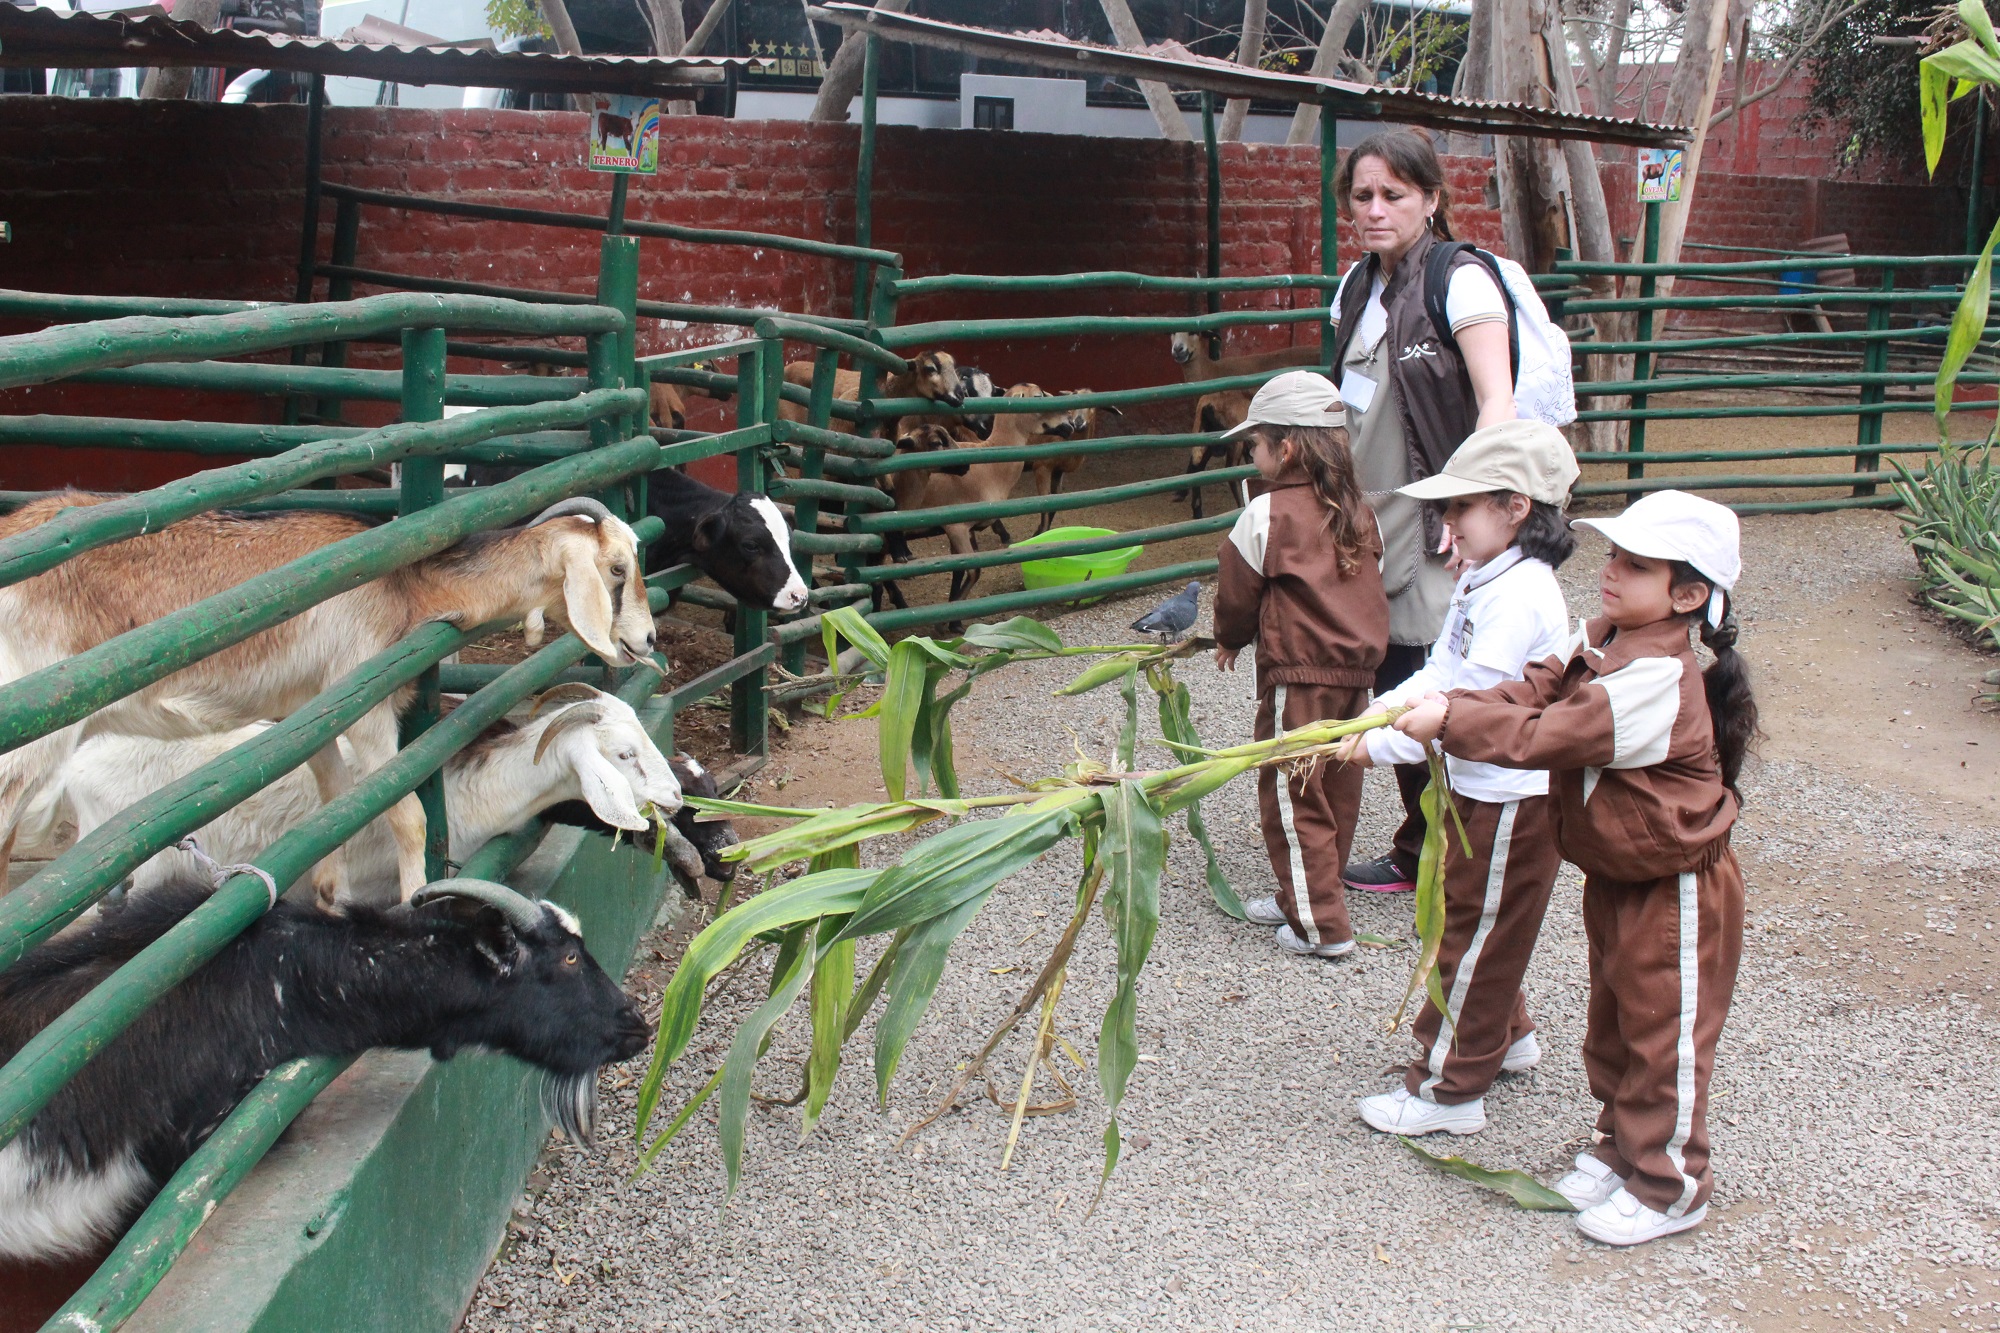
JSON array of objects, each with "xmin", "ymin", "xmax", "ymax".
[
  {"xmin": 808, "ymin": 3, "xmax": 1688, "ymax": 148},
  {"xmin": 0, "ymin": 3, "xmax": 768, "ymax": 95}
]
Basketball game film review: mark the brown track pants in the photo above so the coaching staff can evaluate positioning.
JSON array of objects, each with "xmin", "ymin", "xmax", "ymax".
[
  {"xmin": 1583, "ymin": 849, "xmax": 1746, "ymax": 1217},
  {"xmin": 1402, "ymin": 793, "xmax": 1562, "ymax": 1105},
  {"xmin": 1253, "ymin": 682, "xmax": 1369, "ymax": 948}
]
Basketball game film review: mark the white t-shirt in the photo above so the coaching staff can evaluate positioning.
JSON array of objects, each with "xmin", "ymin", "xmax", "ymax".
[
  {"xmin": 1365, "ymin": 547, "xmax": 1571, "ymax": 803},
  {"xmin": 1334, "ymin": 260, "xmax": 1507, "ymax": 355}
]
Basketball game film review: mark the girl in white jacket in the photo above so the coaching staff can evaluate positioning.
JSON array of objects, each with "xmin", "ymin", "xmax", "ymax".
[{"xmin": 1334, "ymin": 419, "xmax": 1580, "ymax": 1137}]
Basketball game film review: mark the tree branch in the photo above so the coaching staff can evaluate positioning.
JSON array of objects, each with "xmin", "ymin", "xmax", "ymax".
[
  {"xmin": 1286, "ymin": 0, "xmax": 1372, "ymax": 145},
  {"xmin": 1707, "ymin": 0, "xmax": 1865, "ymax": 129}
]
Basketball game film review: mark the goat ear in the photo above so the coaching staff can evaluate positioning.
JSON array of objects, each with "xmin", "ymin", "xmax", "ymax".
[
  {"xmin": 574, "ymin": 746, "xmax": 650, "ymax": 831},
  {"xmin": 556, "ymin": 534, "xmax": 622, "ymax": 662},
  {"xmin": 466, "ymin": 913, "xmax": 524, "ymax": 978}
]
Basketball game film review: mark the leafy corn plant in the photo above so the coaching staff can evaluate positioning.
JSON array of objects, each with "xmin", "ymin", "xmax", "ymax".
[
  {"xmin": 1922, "ymin": 1, "xmax": 2000, "ymax": 441},
  {"xmin": 631, "ymin": 611, "xmax": 1404, "ymax": 1198}
]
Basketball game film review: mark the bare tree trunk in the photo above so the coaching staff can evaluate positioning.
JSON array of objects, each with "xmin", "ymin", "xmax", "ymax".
[
  {"xmin": 1286, "ymin": 0, "xmax": 1372, "ymax": 145},
  {"xmin": 683, "ymin": 0, "xmax": 734, "ymax": 55},
  {"xmin": 1097, "ymin": 0, "xmax": 1194, "ymax": 141},
  {"xmin": 1549, "ymin": 1, "xmax": 1627, "ymax": 451},
  {"xmin": 810, "ymin": 0, "xmax": 912, "ymax": 122},
  {"xmin": 1218, "ymin": 0, "xmax": 1269, "ymax": 142},
  {"xmin": 645, "ymin": 0, "xmax": 695, "ymax": 114},
  {"xmin": 142, "ymin": 0, "xmax": 223, "ymax": 98},
  {"xmin": 1649, "ymin": 0, "xmax": 1731, "ymax": 283},
  {"xmin": 1572, "ymin": 0, "xmax": 1632, "ymax": 115},
  {"xmin": 1492, "ymin": 0, "xmax": 1574, "ymax": 273}
]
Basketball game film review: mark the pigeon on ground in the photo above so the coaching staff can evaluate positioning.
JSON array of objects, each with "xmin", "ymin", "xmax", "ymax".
[{"xmin": 1130, "ymin": 581, "xmax": 1202, "ymax": 642}]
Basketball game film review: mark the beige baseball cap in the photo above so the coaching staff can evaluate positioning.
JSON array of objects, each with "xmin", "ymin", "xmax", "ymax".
[
  {"xmin": 1220, "ymin": 370, "xmax": 1347, "ymax": 439},
  {"xmin": 1398, "ymin": 418, "xmax": 1580, "ymax": 505}
]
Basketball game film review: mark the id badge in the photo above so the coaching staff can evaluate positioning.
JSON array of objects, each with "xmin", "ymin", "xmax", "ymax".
[{"xmin": 1340, "ymin": 368, "xmax": 1378, "ymax": 414}]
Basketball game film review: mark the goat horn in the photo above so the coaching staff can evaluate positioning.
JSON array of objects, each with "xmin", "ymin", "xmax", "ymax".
[
  {"xmin": 409, "ymin": 877, "xmax": 546, "ymax": 933},
  {"xmin": 526, "ymin": 497, "xmax": 615, "ymax": 527},
  {"xmin": 533, "ymin": 702, "xmax": 604, "ymax": 765},
  {"xmin": 530, "ymin": 682, "xmax": 607, "ymax": 714}
]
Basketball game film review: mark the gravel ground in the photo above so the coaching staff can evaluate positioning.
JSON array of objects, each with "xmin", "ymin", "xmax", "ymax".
[{"xmin": 464, "ymin": 511, "xmax": 2000, "ymax": 1333}]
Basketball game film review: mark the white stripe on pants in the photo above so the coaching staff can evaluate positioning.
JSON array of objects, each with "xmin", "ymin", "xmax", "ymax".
[
  {"xmin": 1418, "ymin": 799, "xmax": 1517, "ymax": 1103},
  {"xmin": 1270, "ymin": 684, "xmax": 1317, "ymax": 945},
  {"xmin": 1664, "ymin": 869, "xmax": 1700, "ymax": 1217}
]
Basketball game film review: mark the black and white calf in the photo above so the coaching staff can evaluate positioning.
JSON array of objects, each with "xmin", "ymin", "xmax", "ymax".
[
  {"xmin": 0, "ymin": 879, "xmax": 649, "ymax": 1264},
  {"xmin": 642, "ymin": 468, "xmax": 809, "ymax": 614}
]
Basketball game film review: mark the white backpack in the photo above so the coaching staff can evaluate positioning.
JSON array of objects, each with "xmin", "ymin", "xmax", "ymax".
[{"xmin": 1422, "ymin": 243, "xmax": 1577, "ymax": 428}]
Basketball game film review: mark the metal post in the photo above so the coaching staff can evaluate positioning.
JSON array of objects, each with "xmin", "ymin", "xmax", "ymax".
[
  {"xmin": 851, "ymin": 33, "xmax": 880, "ymax": 322},
  {"xmin": 783, "ymin": 346, "xmax": 840, "ymax": 676},
  {"xmin": 1201, "ymin": 90, "xmax": 1222, "ymax": 354},
  {"xmin": 608, "ymin": 172, "xmax": 630, "ymax": 238},
  {"xmin": 1627, "ymin": 199, "xmax": 1661, "ymax": 497},
  {"xmin": 315, "ymin": 197, "xmax": 362, "ymax": 425},
  {"xmin": 1969, "ymin": 88, "xmax": 1988, "ymax": 257},
  {"xmin": 398, "ymin": 326, "xmax": 449, "ymax": 882},
  {"xmin": 285, "ymin": 76, "xmax": 328, "ymax": 427},
  {"xmin": 841, "ymin": 265, "xmax": 901, "ymax": 592},
  {"xmin": 1319, "ymin": 109, "xmax": 1339, "ymax": 366},
  {"xmin": 596, "ymin": 233, "xmax": 643, "ymax": 516},
  {"xmin": 1855, "ymin": 267, "xmax": 1892, "ymax": 493},
  {"xmin": 731, "ymin": 340, "xmax": 776, "ymax": 756}
]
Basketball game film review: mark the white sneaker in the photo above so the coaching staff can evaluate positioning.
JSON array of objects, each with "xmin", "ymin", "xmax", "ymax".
[
  {"xmin": 1274, "ymin": 923, "xmax": 1355, "ymax": 958},
  {"xmin": 1552, "ymin": 1152, "xmax": 1626, "ymax": 1210},
  {"xmin": 1242, "ymin": 895, "xmax": 1288, "ymax": 926},
  {"xmin": 1575, "ymin": 1187, "xmax": 1708, "ymax": 1246},
  {"xmin": 1500, "ymin": 1031, "xmax": 1542, "ymax": 1073},
  {"xmin": 1356, "ymin": 1086, "xmax": 1486, "ymax": 1136}
]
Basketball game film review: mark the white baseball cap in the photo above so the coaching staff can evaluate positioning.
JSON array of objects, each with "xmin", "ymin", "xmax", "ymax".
[
  {"xmin": 1398, "ymin": 418, "xmax": 1579, "ymax": 505},
  {"xmin": 1572, "ymin": 489, "xmax": 1741, "ymax": 626},
  {"xmin": 1220, "ymin": 370, "xmax": 1347, "ymax": 439}
]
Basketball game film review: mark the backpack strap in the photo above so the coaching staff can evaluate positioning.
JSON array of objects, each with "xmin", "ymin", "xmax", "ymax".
[
  {"xmin": 1424, "ymin": 242, "xmax": 1521, "ymax": 386},
  {"xmin": 1325, "ymin": 255, "xmax": 1379, "ymax": 376}
]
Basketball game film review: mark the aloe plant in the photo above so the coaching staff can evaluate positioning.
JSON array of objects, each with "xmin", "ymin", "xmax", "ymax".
[
  {"xmin": 629, "ymin": 613, "xmax": 1422, "ymax": 1198},
  {"xmin": 1894, "ymin": 445, "xmax": 2000, "ymax": 696}
]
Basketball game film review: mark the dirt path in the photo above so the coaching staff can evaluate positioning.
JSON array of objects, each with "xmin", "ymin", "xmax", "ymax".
[{"xmin": 467, "ymin": 510, "xmax": 2000, "ymax": 1333}]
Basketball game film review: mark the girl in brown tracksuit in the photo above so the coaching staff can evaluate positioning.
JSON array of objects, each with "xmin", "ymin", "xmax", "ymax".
[
  {"xmin": 1393, "ymin": 489, "xmax": 1757, "ymax": 1247},
  {"xmin": 1214, "ymin": 374, "xmax": 1388, "ymax": 959}
]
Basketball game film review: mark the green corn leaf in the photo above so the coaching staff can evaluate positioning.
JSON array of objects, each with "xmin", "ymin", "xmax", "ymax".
[
  {"xmin": 836, "ymin": 800, "xmax": 1081, "ymax": 942},
  {"xmin": 1390, "ymin": 773, "xmax": 1451, "ymax": 1035},
  {"xmin": 718, "ymin": 926, "xmax": 817, "ymax": 1198},
  {"xmin": 963, "ymin": 616, "xmax": 1065, "ymax": 653},
  {"xmin": 844, "ymin": 927, "xmax": 908, "ymax": 1042},
  {"xmin": 1961, "ymin": 0, "xmax": 2000, "ymax": 62},
  {"xmin": 821, "ymin": 603, "xmax": 890, "ymax": 669},
  {"xmin": 1923, "ymin": 57, "xmax": 1954, "ymax": 177},
  {"xmin": 684, "ymin": 795, "xmax": 831, "ymax": 820},
  {"xmin": 1095, "ymin": 779, "xmax": 1165, "ymax": 1187},
  {"xmin": 872, "ymin": 888, "xmax": 994, "ymax": 1104},
  {"xmin": 1154, "ymin": 676, "xmax": 1242, "ymax": 918},
  {"xmin": 927, "ymin": 673, "xmax": 976, "ymax": 801},
  {"xmin": 728, "ymin": 801, "xmax": 961, "ymax": 873},
  {"xmin": 800, "ymin": 934, "xmax": 856, "ymax": 1142},
  {"xmin": 1058, "ymin": 653, "xmax": 1150, "ymax": 697},
  {"xmin": 876, "ymin": 639, "xmax": 932, "ymax": 802},
  {"xmin": 634, "ymin": 865, "xmax": 877, "ymax": 1138},
  {"xmin": 633, "ymin": 1065, "xmax": 724, "ymax": 1175},
  {"xmin": 1116, "ymin": 665, "xmax": 1139, "ymax": 769},
  {"xmin": 909, "ymin": 664, "xmax": 943, "ymax": 797},
  {"xmin": 1399, "ymin": 1137, "xmax": 1578, "ymax": 1212},
  {"xmin": 1936, "ymin": 212, "xmax": 2000, "ymax": 438}
]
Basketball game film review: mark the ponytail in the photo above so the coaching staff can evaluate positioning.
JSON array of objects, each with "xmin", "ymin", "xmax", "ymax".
[{"xmin": 1673, "ymin": 566, "xmax": 1760, "ymax": 796}]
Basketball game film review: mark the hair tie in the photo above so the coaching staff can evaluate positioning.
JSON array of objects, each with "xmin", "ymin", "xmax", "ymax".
[{"xmin": 1706, "ymin": 586, "xmax": 1726, "ymax": 629}]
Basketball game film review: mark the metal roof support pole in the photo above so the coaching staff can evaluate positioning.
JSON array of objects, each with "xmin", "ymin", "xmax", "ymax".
[
  {"xmin": 1201, "ymin": 91, "xmax": 1222, "ymax": 358},
  {"xmin": 851, "ymin": 32, "xmax": 880, "ymax": 322},
  {"xmin": 285, "ymin": 75, "xmax": 328, "ymax": 428},
  {"xmin": 1319, "ymin": 108, "xmax": 1338, "ymax": 366},
  {"xmin": 1626, "ymin": 199, "xmax": 1660, "ymax": 501},
  {"xmin": 607, "ymin": 171, "xmax": 630, "ymax": 237},
  {"xmin": 397, "ymin": 326, "xmax": 451, "ymax": 882},
  {"xmin": 731, "ymin": 339, "xmax": 777, "ymax": 757}
]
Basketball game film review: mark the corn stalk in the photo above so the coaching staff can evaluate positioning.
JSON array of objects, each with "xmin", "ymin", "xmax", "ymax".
[
  {"xmin": 1922, "ymin": 1, "xmax": 2000, "ymax": 442},
  {"xmin": 631, "ymin": 612, "xmax": 1411, "ymax": 1197}
]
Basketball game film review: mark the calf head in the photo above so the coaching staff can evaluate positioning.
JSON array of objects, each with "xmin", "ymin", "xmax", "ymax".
[
  {"xmin": 691, "ymin": 492, "xmax": 810, "ymax": 613},
  {"xmin": 894, "ymin": 421, "xmax": 969, "ymax": 476},
  {"xmin": 904, "ymin": 350, "xmax": 965, "ymax": 407},
  {"xmin": 526, "ymin": 498, "xmax": 658, "ymax": 668},
  {"xmin": 409, "ymin": 879, "xmax": 651, "ymax": 1147},
  {"xmin": 532, "ymin": 686, "xmax": 683, "ymax": 827},
  {"xmin": 670, "ymin": 751, "xmax": 739, "ymax": 883}
]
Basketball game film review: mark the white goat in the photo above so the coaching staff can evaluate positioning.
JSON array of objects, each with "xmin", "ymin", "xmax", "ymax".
[
  {"xmin": 32, "ymin": 685, "xmax": 682, "ymax": 908},
  {"xmin": 0, "ymin": 493, "xmax": 657, "ymax": 905}
]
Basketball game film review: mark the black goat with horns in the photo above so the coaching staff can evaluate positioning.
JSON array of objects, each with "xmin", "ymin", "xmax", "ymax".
[{"xmin": 0, "ymin": 878, "xmax": 650, "ymax": 1264}]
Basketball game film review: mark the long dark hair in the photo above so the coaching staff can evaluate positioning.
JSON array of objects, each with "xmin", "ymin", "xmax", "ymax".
[
  {"xmin": 1671, "ymin": 563, "xmax": 1760, "ymax": 797},
  {"xmin": 1250, "ymin": 423, "xmax": 1368, "ymax": 577},
  {"xmin": 1334, "ymin": 128, "xmax": 1455, "ymax": 242}
]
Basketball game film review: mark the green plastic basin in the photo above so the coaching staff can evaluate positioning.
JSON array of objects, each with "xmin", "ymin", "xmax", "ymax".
[{"xmin": 1013, "ymin": 526, "xmax": 1144, "ymax": 599}]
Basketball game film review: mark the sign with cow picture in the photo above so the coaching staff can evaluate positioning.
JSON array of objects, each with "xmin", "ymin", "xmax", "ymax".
[
  {"xmin": 588, "ymin": 94, "xmax": 661, "ymax": 174},
  {"xmin": 1635, "ymin": 147, "xmax": 1683, "ymax": 203}
]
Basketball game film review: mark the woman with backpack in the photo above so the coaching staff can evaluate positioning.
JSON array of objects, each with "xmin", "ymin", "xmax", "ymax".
[{"xmin": 1326, "ymin": 127, "xmax": 1574, "ymax": 897}]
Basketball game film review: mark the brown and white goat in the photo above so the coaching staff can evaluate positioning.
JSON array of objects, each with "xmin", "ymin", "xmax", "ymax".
[
  {"xmin": 1168, "ymin": 332, "xmax": 1320, "ymax": 382},
  {"xmin": 1027, "ymin": 390, "xmax": 1122, "ymax": 536},
  {"xmin": 1180, "ymin": 388, "xmax": 1256, "ymax": 519},
  {"xmin": 776, "ymin": 350, "xmax": 965, "ymax": 437},
  {"xmin": 0, "ymin": 494, "xmax": 655, "ymax": 905}
]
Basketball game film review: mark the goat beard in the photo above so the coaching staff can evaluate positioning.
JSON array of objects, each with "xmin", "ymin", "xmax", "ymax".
[{"xmin": 541, "ymin": 1070, "xmax": 600, "ymax": 1149}]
